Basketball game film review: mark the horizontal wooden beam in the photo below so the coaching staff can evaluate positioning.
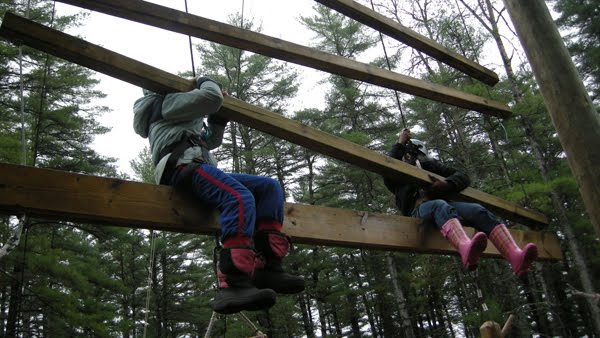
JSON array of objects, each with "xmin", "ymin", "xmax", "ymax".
[
  {"xmin": 315, "ymin": 0, "xmax": 500, "ymax": 86},
  {"xmin": 0, "ymin": 163, "xmax": 562, "ymax": 261},
  {"xmin": 0, "ymin": 12, "xmax": 548, "ymax": 228},
  {"xmin": 52, "ymin": 0, "xmax": 510, "ymax": 117}
]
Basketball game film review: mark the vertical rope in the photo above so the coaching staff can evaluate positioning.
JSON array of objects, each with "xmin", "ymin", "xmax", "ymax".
[
  {"xmin": 369, "ymin": 0, "xmax": 406, "ymax": 128},
  {"xmin": 19, "ymin": 45, "xmax": 26, "ymax": 165},
  {"xmin": 142, "ymin": 230, "xmax": 158, "ymax": 338},
  {"xmin": 5, "ymin": 4, "xmax": 34, "ymax": 323},
  {"xmin": 184, "ymin": 0, "xmax": 196, "ymax": 77},
  {"xmin": 18, "ymin": 0, "xmax": 33, "ymax": 164},
  {"xmin": 32, "ymin": 0, "xmax": 57, "ymax": 167}
]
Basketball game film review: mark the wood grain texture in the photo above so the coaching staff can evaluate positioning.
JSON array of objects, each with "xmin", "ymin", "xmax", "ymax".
[
  {"xmin": 0, "ymin": 163, "xmax": 562, "ymax": 261},
  {"xmin": 315, "ymin": 0, "xmax": 499, "ymax": 86},
  {"xmin": 0, "ymin": 12, "xmax": 547, "ymax": 227},
  {"xmin": 50, "ymin": 0, "xmax": 510, "ymax": 117}
]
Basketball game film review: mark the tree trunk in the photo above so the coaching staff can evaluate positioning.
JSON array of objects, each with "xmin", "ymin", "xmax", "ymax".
[
  {"xmin": 5, "ymin": 229, "xmax": 27, "ymax": 337},
  {"xmin": 360, "ymin": 291, "xmax": 379, "ymax": 337},
  {"xmin": 385, "ymin": 252, "xmax": 415, "ymax": 338},
  {"xmin": 476, "ymin": 0, "xmax": 600, "ymax": 334},
  {"xmin": 299, "ymin": 293, "xmax": 316, "ymax": 338},
  {"xmin": 502, "ymin": 0, "xmax": 600, "ymax": 238}
]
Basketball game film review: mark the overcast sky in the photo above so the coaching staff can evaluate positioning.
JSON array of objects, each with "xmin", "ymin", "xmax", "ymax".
[{"xmin": 55, "ymin": 0, "xmax": 325, "ymax": 177}]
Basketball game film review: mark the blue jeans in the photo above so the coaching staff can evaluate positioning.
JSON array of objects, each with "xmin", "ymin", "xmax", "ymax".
[
  {"xmin": 412, "ymin": 199, "xmax": 500, "ymax": 234},
  {"xmin": 171, "ymin": 163, "xmax": 284, "ymax": 241}
]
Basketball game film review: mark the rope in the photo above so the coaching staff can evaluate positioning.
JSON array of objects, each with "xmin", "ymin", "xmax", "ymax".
[
  {"xmin": 18, "ymin": 0, "xmax": 33, "ymax": 165},
  {"xmin": 369, "ymin": 0, "xmax": 406, "ymax": 128},
  {"xmin": 204, "ymin": 235, "xmax": 263, "ymax": 335},
  {"xmin": 203, "ymin": 312, "xmax": 267, "ymax": 338},
  {"xmin": 19, "ymin": 45, "xmax": 26, "ymax": 164},
  {"xmin": 142, "ymin": 230, "xmax": 158, "ymax": 338},
  {"xmin": 203, "ymin": 311, "xmax": 218, "ymax": 338},
  {"xmin": 237, "ymin": 312, "xmax": 267, "ymax": 337},
  {"xmin": 184, "ymin": 0, "xmax": 196, "ymax": 77},
  {"xmin": 0, "ymin": 0, "xmax": 34, "ymax": 258},
  {"xmin": 205, "ymin": 2, "xmax": 262, "ymax": 335}
]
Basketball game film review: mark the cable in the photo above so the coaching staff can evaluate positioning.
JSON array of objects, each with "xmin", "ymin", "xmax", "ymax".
[
  {"xmin": 32, "ymin": 0, "xmax": 57, "ymax": 166},
  {"xmin": 18, "ymin": 0, "xmax": 32, "ymax": 165},
  {"xmin": 369, "ymin": 0, "xmax": 406, "ymax": 128},
  {"xmin": 204, "ymin": 311, "xmax": 218, "ymax": 338},
  {"xmin": 184, "ymin": 0, "xmax": 196, "ymax": 77},
  {"xmin": 237, "ymin": 312, "xmax": 266, "ymax": 337},
  {"xmin": 142, "ymin": 230, "xmax": 158, "ymax": 338}
]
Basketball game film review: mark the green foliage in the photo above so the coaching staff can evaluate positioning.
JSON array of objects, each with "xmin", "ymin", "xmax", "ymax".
[
  {"xmin": 1, "ymin": 0, "xmax": 598, "ymax": 337},
  {"xmin": 129, "ymin": 146, "xmax": 155, "ymax": 183},
  {"xmin": 301, "ymin": 4, "xmax": 377, "ymax": 58},
  {"xmin": 553, "ymin": 0, "xmax": 600, "ymax": 103}
]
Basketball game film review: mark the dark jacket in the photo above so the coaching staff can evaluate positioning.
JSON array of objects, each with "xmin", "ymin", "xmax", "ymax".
[{"xmin": 383, "ymin": 143, "xmax": 470, "ymax": 216}]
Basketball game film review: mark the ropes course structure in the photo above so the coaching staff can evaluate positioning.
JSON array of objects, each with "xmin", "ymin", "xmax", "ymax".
[{"xmin": 1, "ymin": 0, "xmax": 594, "ymax": 335}]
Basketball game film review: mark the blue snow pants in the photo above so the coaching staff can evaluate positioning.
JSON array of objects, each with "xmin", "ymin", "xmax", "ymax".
[{"xmin": 170, "ymin": 163, "xmax": 284, "ymax": 241}]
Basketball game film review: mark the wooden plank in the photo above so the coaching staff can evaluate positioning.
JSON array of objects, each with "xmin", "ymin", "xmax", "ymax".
[
  {"xmin": 0, "ymin": 163, "xmax": 562, "ymax": 261},
  {"xmin": 0, "ymin": 12, "xmax": 548, "ymax": 227},
  {"xmin": 315, "ymin": 0, "xmax": 499, "ymax": 86},
  {"xmin": 51, "ymin": 0, "xmax": 511, "ymax": 117}
]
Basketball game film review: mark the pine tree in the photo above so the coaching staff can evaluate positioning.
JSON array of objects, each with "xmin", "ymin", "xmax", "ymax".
[
  {"xmin": 1, "ymin": 1, "xmax": 118, "ymax": 336},
  {"xmin": 552, "ymin": 0, "xmax": 600, "ymax": 104}
]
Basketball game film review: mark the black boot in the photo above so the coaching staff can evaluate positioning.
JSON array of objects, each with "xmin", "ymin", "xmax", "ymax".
[
  {"xmin": 210, "ymin": 247, "xmax": 276, "ymax": 314},
  {"xmin": 253, "ymin": 231, "xmax": 305, "ymax": 294}
]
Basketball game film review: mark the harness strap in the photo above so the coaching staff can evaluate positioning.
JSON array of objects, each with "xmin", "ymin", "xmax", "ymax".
[{"xmin": 158, "ymin": 133, "xmax": 208, "ymax": 185}]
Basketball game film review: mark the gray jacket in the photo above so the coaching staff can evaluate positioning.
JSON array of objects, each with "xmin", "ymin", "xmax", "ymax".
[{"xmin": 132, "ymin": 80, "xmax": 226, "ymax": 184}]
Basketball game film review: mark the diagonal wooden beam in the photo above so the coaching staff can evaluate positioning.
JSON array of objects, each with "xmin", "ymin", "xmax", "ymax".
[
  {"xmin": 53, "ymin": 0, "xmax": 510, "ymax": 117},
  {"xmin": 315, "ymin": 0, "xmax": 499, "ymax": 86},
  {"xmin": 0, "ymin": 12, "xmax": 548, "ymax": 227},
  {"xmin": 0, "ymin": 163, "xmax": 562, "ymax": 261}
]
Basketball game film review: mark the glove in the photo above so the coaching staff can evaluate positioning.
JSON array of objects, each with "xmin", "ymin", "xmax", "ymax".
[
  {"xmin": 207, "ymin": 113, "xmax": 229, "ymax": 126},
  {"xmin": 424, "ymin": 174, "xmax": 454, "ymax": 200},
  {"xmin": 195, "ymin": 76, "xmax": 223, "ymax": 90}
]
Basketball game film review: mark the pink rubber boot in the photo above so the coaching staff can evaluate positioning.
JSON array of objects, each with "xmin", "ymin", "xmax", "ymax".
[
  {"xmin": 489, "ymin": 224, "xmax": 538, "ymax": 277},
  {"xmin": 441, "ymin": 218, "xmax": 488, "ymax": 271}
]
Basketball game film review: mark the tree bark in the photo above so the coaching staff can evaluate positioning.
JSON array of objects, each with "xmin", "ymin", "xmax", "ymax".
[
  {"xmin": 502, "ymin": 0, "xmax": 600, "ymax": 237},
  {"xmin": 474, "ymin": 0, "xmax": 600, "ymax": 334},
  {"xmin": 385, "ymin": 252, "xmax": 415, "ymax": 338},
  {"xmin": 299, "ymin": 293, "xmax": 316, "ymax": 338}
]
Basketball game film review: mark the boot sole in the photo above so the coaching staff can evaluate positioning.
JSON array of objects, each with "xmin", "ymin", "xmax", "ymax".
[
  {"xmin": 253, "ymin": 272, "xmax": 306, "ymax": 294},
  {"xmin": 515, "ymin": 244, "xmax": 539, "ymax": 277},
  {"xmin": 464, "ymin": 233, "xmax": 488, "ymax": 271},
  {"xmin": 211, "ymin": 289, "xmax": 276, "ymax": 315},
  {"xmin": 270, "ymin": 283, "xmax": 305, "ymax": 295}
]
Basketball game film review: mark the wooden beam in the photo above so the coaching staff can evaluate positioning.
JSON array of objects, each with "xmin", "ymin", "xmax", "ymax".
[
  {"xmin": 51, "ymin": 0, "xmax": 511, "ymax": 117},
  {"xmin": 0, "ymin": 12, "xmax": 548, "ymax": 227},
  {"xmin": 0, "ymin": 163, "xmax": 562, "ymax": 261},
  {"xmin": 502, "ymin": 0, "xmax": 600, "ymax": 238},
  {"xmin": 315, "ymin": 0, "xmax": 499, "ymax": 86}
]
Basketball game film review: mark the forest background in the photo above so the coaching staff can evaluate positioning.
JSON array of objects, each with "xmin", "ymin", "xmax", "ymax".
[{"xmin": 1, "ymin": 0, "xmax": 599, "ymax": 337}]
